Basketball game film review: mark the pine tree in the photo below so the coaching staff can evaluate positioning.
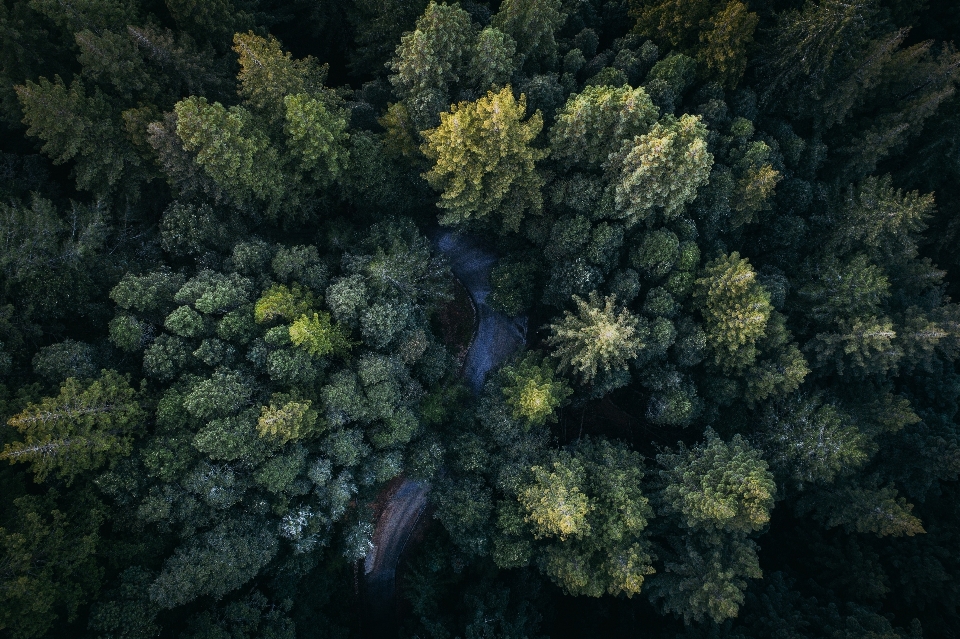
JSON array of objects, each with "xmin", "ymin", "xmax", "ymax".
[
  {"xmin": 387, "ymin": 1, "xmax": 476, "ymax": 131},
  {"xmin": 547, "ymin": 292, "xmax": 646, "ymax": 384},
  {"xmin": 512, "ymin": 439, "xmax": 655, "ymax": 597},
  {"xmin": 491, "ymin": 0, "xmax": 565, "ymax": 70},
  {"xmin": 500, "ymin": 352, "xmax": 572, "ymax": 428},
  {"xmin": 233, "ymin": 32, "xmax": 329, "ymax": 119},
  {"xmin": 15, "ymin": 75, "xmax": 141, "ymax": 195},
  {"xmin": 1, "ymin": 370, "xmax": 144, "ymax": 483},
  {"xmin": 549, "ymin": 85, "xmax": 659, "ymax": 169},
  {"xmin": 693, "ymin": 252, "xmax": 772, "ymax": 372},
  {"xmin": 607, "ymin": 114, "xmax": 714, "ymax": 226},
  {"xmin": 421, "ymin": 86, "xmax": 547, "ymax": 232},
  {"xmin": 630, "ymin": 0, "xmax": 758, "ymax": 87},
  {"xmin": 173, "ymin": 96, "xmax": 285, "ymax": 211},
  {"xmin": 658, "ymin": 430, "xmax": 776, "ymax": 534}
]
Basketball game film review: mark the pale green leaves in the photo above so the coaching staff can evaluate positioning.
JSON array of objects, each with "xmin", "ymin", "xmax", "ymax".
[
  {"xmin": 550, "ymin": 85, "xmax": 659, "ymax": 169},
  {"xmin": 421, "ymin": 86, "xmax": 547, "ymax": 232},
  {"xmin": 608, "ymin": 114, "xmax": 714, "ymax": 225},
  {"xmin": 289, "ymin": 312, "xmax": 353, "ymax": 358},
  {"xmin": 547, "ymin": 292, "xmax": 645, "ymax": 383}
]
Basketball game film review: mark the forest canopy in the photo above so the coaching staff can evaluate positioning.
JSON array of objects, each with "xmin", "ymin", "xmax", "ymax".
[{"xmin": 1, "ymin": 0, "xmax": 960, "ymax": 638}]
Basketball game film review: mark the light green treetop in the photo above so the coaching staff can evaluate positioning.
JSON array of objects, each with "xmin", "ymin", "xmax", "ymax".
[
  {"xmin": 608, "ymin": 113, "xmax": 714, "ymax": 225},
  {"xmin": 501, "ymin": 352, "xmax": 572, "ymax": 428},
  {"xmin": 658, "ymin": 430, "xmax": 776, "ymax": 533},
  {"xmin": 421, "ymin": 86, "xmax": 547, "ymax": 232},
  {"xmin": 550, "ymin": 85, "xmax": 659, "ymax": 169},
  {"xmin": 693, "ymin": 252, "xmax": 772, "ymax": 372},
  {"xmin": 547, "ymin": 292, "xmax": 646, "ymax": 383}
]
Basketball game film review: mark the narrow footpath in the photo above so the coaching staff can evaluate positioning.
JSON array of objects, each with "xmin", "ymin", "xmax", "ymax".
[{"xmin": 360, "ymin": 230, "xmax": 527, "ymax": 637}]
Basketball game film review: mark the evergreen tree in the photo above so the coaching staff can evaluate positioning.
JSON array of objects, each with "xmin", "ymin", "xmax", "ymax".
[
  {"xmin": 607, "ymin": 113, "xmax": 714, "ymax": 226},
  {"xmin": 2, "ymin": 371, "xmax": 143, "ymax": 483},
  {"xmin": 387, "ymin": 1, "xmax": 476, "ymax": 131},
  {"xmin": 421, "ymin": 86, "xmax": 547, "ymax": 232},
  {"xmin": 693, "ymin": 252, "xmax": 772, "ymax": 372},
  {"xmin": 500, "ymin": 352, "xmax": 572, "ymax": 428},
  {"xmin": 549, "ymin": 84, "xmax": 659, "ymax": 169},
  {"xmin": 547, "ymin": 292, "xmax": 646, "ymax": 385},
  {"xmin": 16, "ymin": 76, "xmax": 141, "ymax": 195}
]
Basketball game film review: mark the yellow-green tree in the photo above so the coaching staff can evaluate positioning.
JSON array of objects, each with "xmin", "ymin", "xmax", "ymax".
[
  {"xmin": 174, "ymin": 96, "xmax": 285, "ymax": 209},
  {"xmin": 658, "ymin": 430, "xmax": 776, "ymax": 534},
  {"xmin": 501, "ymin": 353, "xmax": 572, "ymax": 428},
  {"xmin": 693, "ymin": 252, "xmax": 772, "ymax": 372},
  {"xmin": 233, "ymin": 31, "xmax": 329, "ymax": 120},
  {"xmin": 421, "ymin": 86, "xmax": 548, "ymax": 232},
  {"xmin": 257, "ymin": 397, "xmax": 320, "ymax": 443},
  {"xmin": 1, "ymin": 370, "xmax": 144, "ymax": 483},
  {"xmin": 547, "ymin": 292, "xmax": 646, "ymax": 383},
  {"xmin": 253, "ymin": 283, "xmax": 317, "ymax": 324},
  {"xmin": 288, "ymin": 312, "xmax": 353, "ymax": 358},
  {"xmin": 512, "ymin": 439, "xmax": 655, "ymax": 597}
]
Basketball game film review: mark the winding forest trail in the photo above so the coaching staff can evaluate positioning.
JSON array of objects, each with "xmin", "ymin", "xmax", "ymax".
[{"xmin": 360, "ymin": 230, "xmax": 527, "ymax": 636}]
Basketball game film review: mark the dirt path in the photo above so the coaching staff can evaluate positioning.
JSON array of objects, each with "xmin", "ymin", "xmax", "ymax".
[
  {"xmin": 361, "ymin": 479, "xmax": 430, "ymax": 637},
  {"xmin": 437, "ymin": 230, "xmax": 527, "ymax": 393},
  {"xmin": 360, "ymin": 230, "xmax": 526, "ymax": 636}
]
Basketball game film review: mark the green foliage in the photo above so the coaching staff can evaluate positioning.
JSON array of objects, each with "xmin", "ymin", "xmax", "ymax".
[
  {"xmin": 758, "ymin": 394, "xmax": 871, "ymax": 488},
  {"xmin": 547, "ymin": 292, "xmax": 646, "ymax": 384},
  {"xmin": 468, "ymin": 27, "xmax": 517, "ymax": 90},
  {"xmin": 257, "ymin": 397, "xmax": 320, "ymax": 443},
  {"xmin": 549, "ymin": 85, "xmax": 659, "ymax": 169},
  {"xmin": 2, "ymin": 0, "xmax": 960, "ymax": 634},
  {"xmin": 16, "ymin": 75, "xmax": 139, "ymax": 194},
  {"xmin": 693, "ymin": 252, "xmax": 772, "ymax": 372},
  {"xmin": 488, "ymin": 257, "xmax": 539, "ymax": 316},
  {"xmin": 1, "ymin": 371, "xmax": 143, "ymax": 483},
  {"xmin": 659, "ymin": 430, "xmax": 776, "ymax": 534},
  {"xmin": 174, "ymin": 96, "xmax": 284, "ymax": 209},
  {"xmin": 513, "ymin": 439, "xmax": 654, "ymax": 597},
  {"xmin": 254, "ymin": 283, "xmax": 316, "ymax": 325},
  {"xmin": 0, "ymin": 491, "xmax": 103, "ymax": 639},
  {"xmin": 491, "ymin": 0, "xmax": 565, "ymax": 69},
  {"xmin": 649, "ymin": 532, "xmax": 762, "ymax": 624},
  {"xmin": 283, "ymin": 93, "xmax": 350, "ymax": 183},
  {"xmin": 501, "ymin": 353, "xmax": 572, "ymax": 428},
  {"xmin": 608, "ymin": 114, "xmax": 714, "ymax": 225},
  {"xmin": 520, "ymin": 456, "xmax": 591, "ymax": 540},
  {"xmin": 233, "ymin": 31, "xmax": 328, "ymax": 119},
  {"xmin": 630, "ymin": 0, "xmax": 758, "ymax": 87},
  {"xmin": 288, "ymin": 312, "xmax": 353, "ymax": 358},
  {"xmin": 422, "ymin": 86, "xmax": 547, "ymax": 232},
  {"xmin": 388, "ymin": 1, "xmax": 476, "ymax": 130},
  {"xmin": 149, "ymin": 518, "xmax": 279, "ymax": 609}
]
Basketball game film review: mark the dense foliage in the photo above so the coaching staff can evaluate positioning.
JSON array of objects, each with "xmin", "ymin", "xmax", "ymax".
[{"xmin": 1, "ymin": 0, "xmax": 960, "ymax": 637}]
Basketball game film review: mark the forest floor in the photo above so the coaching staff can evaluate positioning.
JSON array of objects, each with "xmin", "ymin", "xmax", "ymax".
[{"xmin": 360, "ymin": 229, "xmax": 527, "ymax": 636}]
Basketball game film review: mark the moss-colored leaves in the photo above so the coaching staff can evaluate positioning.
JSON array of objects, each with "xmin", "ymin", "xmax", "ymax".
[{"xmin": 421, "ymin": 86, "xmax": 548, "ymax": 232}]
